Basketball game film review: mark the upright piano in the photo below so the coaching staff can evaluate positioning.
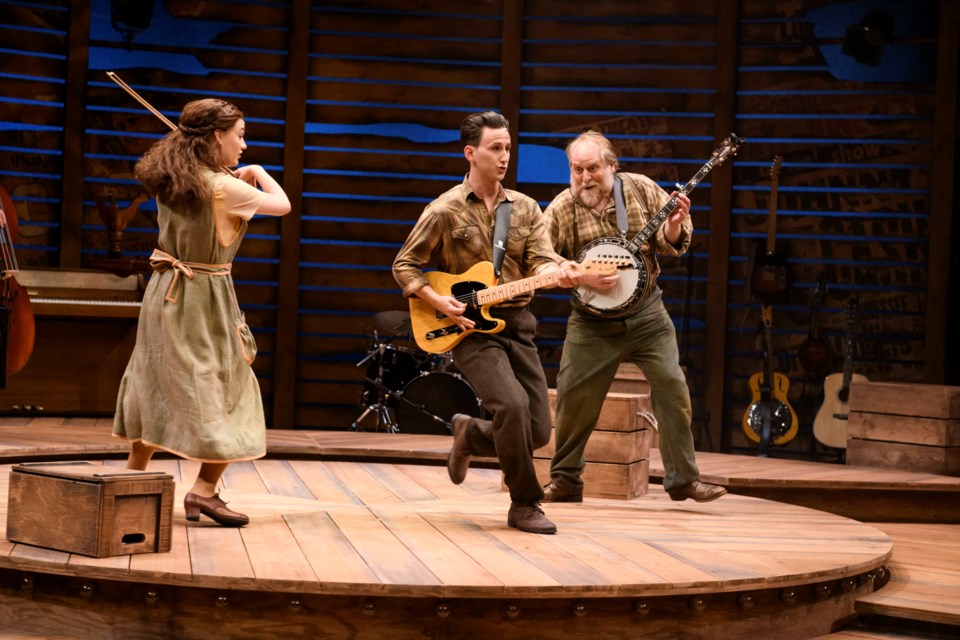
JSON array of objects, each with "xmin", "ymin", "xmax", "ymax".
[
  {"xmin": 0, "ymin": 268, "xmax": 146, "ymax": 415},
  {"xmin": 18, "ymin": 268, "xmax": 144, "ymax": 319}
]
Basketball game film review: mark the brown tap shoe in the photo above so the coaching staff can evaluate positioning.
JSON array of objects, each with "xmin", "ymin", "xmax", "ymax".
[
  {"xmin": 541, "ymin": 479, "xmax": 583, "ymax": 503},
  {"xmin": 667, "ymin": 480, "xmax": 727, "ymax": 503},
  {"xmin": 507, "ymin": 502, "xmax": 557, "ymax": 534},
  {"xmin": 184, "ymin": 492, "xmax": 249, "ymax": 527},
  {"xmin": 446, "ymin": 413, "xmax": 473, "ymax": 485}
]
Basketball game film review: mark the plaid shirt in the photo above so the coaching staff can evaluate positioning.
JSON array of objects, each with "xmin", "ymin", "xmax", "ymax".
[
  {"xmin": 393, "ymin": 175, "xmax": 563, "ymax": 308},
  {"xmin": 545, "ymin": 172, "xmax": 692, "ymax": 285}
]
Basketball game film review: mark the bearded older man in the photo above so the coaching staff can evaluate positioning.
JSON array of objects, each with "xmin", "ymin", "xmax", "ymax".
[{"xmin": 542, "ymin": 130, "xmax": 726, "ymax": 504}]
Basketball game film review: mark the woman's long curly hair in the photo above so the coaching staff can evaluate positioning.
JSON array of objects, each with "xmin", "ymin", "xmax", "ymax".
[{"xmin": 134, "ymin": 98, "xmax": 243, "ymax": 212}]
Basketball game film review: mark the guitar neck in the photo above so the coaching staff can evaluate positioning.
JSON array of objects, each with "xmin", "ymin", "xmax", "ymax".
[
  {"xmin": 765, "ymin": 155, "xmax": 782, "ymax": 254},
  {"xmin": 841, "ymin": 333, "xmax": 854, "ymax": 389},
  {"xmin": 761, "ymin": 305, "xmax": 774, "ymax": 391},
  {"xmin": 766, "ymin": 178, "xmax": 779, "ymax": 254},
  {"xmin": 475, "ymin": 270, "xmax": 560, "ymax": 306}
]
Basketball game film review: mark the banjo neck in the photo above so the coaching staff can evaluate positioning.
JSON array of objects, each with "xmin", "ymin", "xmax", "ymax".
[{"xmin": 627, "ymin": 146, "xmax": 731, "ymax": 250}]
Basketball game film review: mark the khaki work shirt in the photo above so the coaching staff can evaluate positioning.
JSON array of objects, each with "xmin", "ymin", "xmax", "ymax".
[
  {"xmin": 393, "ymin": 176, "xmax": 563, "ymax": 308},
  {"xmin": 545, "ymin": 172, "xmax": 692, "ymax": 285}
]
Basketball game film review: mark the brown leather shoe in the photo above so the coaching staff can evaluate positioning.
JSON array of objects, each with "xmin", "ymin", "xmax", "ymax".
[
  {"xmin": 184, "ymin": 492, "xmax": 249, "ymax": 527},
  {"xmin": 507, "ymin": 502, "xmax": 557, "ymax": 534},
  {"xmin": 446, "ymin": 413, "xmax": 472, "ymax": 485},
  {"xmin": 542, "ymin": 479, "xmax": 583, "ymax": 503},
  {"xmin": 667, "ymin": 480, "xmax": 727, "ymax": 503}
]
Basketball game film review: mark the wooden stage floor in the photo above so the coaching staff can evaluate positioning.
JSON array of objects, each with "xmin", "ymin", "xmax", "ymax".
[{"xmin": 0, "ymin": 417, "xmax": 957, "ymax": 639}]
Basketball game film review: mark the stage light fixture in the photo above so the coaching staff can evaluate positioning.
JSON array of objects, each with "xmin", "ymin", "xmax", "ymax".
[
  {"xmin": 111, "ymin": 0, "xmax": 156, "ymax": 49},
  {"xmin": 842, "ymin": 9, "xmax": 894, "ymax": 66}
]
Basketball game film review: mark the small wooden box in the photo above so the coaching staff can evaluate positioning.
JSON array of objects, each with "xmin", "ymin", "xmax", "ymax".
[
  {"xmin": 847, "ymin": 382, "xmax": 960, "ymax": 475},
  {"xmin": 529, "ymin": 389, "xmax": 653, "ymax": 499},
  {"xmin": 6, "ymin": 462, "xmax": 174, "ymax": 557}
]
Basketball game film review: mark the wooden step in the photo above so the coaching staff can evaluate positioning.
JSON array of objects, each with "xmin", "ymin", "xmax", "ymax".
[{"xmin": 853, "ymin": 523, "xmax": 960, "ymax": 627}]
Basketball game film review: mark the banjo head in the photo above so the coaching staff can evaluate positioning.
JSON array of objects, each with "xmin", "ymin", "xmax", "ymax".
[{"xmin": 574, "ymin": 239, "xmax": 649, "ymax": 318}]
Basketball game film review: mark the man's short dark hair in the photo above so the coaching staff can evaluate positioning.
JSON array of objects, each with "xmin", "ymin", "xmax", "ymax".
[{"xmin": 460, "ymin": 111, "xmax": 509, "ymax": 147}]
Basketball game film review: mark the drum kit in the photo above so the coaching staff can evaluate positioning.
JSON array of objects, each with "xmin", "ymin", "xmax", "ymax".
[{"xmin": 352, "ymin": 311, "xmax": 485, "ymax": 435}]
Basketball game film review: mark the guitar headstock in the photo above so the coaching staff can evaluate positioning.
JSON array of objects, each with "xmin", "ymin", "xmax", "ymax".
[
  {"xmin": 770, "ymin": 155, "xmax": 782, "ymax": 180},
  {"xmin": 712, "ymin": 133, "xmax": 743, "ymax": 167},
  {"xmin": 844, "ymin": 296, "xmax": 859, "ymax": 332},
  {"xmin": 583, "ymin": 256, "xmax": 632, "ymax": 276},
  {"xmin": 812, "ymin": 273, "xmax": 828, "ymax": 310}
]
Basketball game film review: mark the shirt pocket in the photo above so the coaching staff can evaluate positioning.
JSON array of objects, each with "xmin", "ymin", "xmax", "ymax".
[
  {"xmin": 507, "ymin": 226, "xmax": 532, "ymax": 255},
  {"xmin": 451, "ymin": 224, "xmax": 484, "ymax": 252},
  {"xmin": 235, "ymin": 312, "xmax": 258, "ymax": 365}
]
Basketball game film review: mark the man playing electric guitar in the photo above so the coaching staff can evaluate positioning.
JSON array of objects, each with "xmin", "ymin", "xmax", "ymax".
[
  {"xmin": 393, "ymin": 111, "xmax": 579, "ymax": 535},
  {"xmin": 541, "ymin": 130, "xmax": 727, "ymax": 504}
]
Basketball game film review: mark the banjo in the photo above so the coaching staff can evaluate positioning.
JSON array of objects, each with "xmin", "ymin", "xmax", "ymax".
[{"xmin": 573, "ymin": 134, "xmax": 743, "ymax": 318}]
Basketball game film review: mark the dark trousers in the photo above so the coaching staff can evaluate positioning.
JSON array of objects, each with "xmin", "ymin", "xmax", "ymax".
[
  {"xmin": 452, "ymin": 306, "xmax": 551, "ymax": 505},
  {"xmin": 551, "ymin": 288, "xmax": 700, "ymax": 492}
]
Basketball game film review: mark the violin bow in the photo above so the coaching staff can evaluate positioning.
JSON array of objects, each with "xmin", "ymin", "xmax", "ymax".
[
  {"xmin": 107, "ymin": 71, "xmax": 177, "ymax": 130},
  {"xmin": 106, "ymin": 71, "xmax": 237, "ymax": 176}
]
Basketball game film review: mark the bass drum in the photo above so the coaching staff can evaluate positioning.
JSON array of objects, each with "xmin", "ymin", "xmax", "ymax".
[{"xmin": 397, "ymin": 371, "xmax": 485, "ymax": 436}]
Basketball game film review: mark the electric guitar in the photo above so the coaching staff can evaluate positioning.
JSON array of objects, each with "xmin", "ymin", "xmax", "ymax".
[
  {"xmin": 813, "ymin": 297, "xmax": 867, "ymax": 449},
  {"xmin": 742, "ymin": 304, "xmax": 798, "ymax": 455},
  {"xmin": 572, "ymin": 134, "xmax": 742, "ymax": 318},
  {"xmin": 749, "ymin": 155, "xmax": 788, "ymax": 299},
  {"xmin": 409, "ymin": 259, "xmax": 626, "ymax": 354}
]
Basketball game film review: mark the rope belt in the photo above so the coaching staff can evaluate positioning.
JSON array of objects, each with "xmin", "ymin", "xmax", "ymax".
[{"xmin": 149, "ymin": 248, "xmax": 232, "ymax": 303}]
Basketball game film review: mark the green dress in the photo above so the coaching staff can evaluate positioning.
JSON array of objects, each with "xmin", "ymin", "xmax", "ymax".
[{"xmin": 114, "ymin": 169, "xmax": 266, "ymax": 462}]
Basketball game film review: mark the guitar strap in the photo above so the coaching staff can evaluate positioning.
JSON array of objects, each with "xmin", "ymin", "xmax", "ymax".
[
  {"xmin": 491, "ymin": 199, "xmax": 512, "ymax": 280},
  {"xmin": 613, "ymin": 174, "xmax": 628, "ymax": 237}
]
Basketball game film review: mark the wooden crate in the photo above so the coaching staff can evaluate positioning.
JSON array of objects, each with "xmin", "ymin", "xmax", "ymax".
[
  {"xmin": 847, "ymin": 382, "xmax": 960, "ymax": 476},
  {"xmin": 609, "ymin": 362, "xmax": 651, "ymax": 396},
  {"xmin": 529, "ymin": 389, "xmax": 653, "ymax": 499},
  {"xmin": 6, "ymin": 462, "xmax": 174, "ymax": 557}
]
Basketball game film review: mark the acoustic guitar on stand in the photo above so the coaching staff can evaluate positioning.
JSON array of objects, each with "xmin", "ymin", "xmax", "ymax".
[
  {"xmin": 813, "ymin": 297, "xmax": 866, "ymax": 450},
  {"xmin": 749, "ymin": 155, "xmax": 787, "ymax": 299},
  {"xmin": 409, "ymin": 259, "xmax": 627, "ymax": 354},
  {"xmin": 742, "ymin": 304, "xmax": 798, "ymax": 455}
]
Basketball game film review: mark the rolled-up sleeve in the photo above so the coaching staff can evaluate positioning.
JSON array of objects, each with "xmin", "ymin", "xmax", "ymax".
[{"xmin": 393, "ymin": 205, "xmax": 441, "ymax": 298}]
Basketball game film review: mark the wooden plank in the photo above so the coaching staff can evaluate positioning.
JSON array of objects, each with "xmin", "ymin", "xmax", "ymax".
[
  {"xmin": 324, "ymin": 508, "xmax": 442, "ymax": 594},
  {"xmin": 368, "ymin": 506, "xmax": 504, "ymax": 593},
  {"xmin": 283, "ymin": 510, "xmax": 381, "ymax": 591},
  {"xmin": 846, "ymin": 439, "xmax": 960, "ymax": 476},
  {"xmin": 271, "ymin": 0, "xmax": 310, "ymax": 431},
  {"xmin": 848, "ymin": 382, "xmax": 960, "ymax": 419},
  {"xmin": 547, "ymin": 389, "xmax": 652, "ymax": 432},
  {"xmin": 535, "ymin": 427, "xmax": 652, "ymax": 464},
  {"xmin": 855, "ymin": 522, "xmax": 960, "ymax": 626},
  {"xmin": 240, "ymin": 514, "xmax": 318, "ymax": 588},
  {"xmin": 848, "ymin": 411, "xmax": 960, "ymax": 447},
  {"xmin": 925, "ymin": 0, "xmax": 959, "ymax": 384},
  {"xmin": 186, "ymin": 525, "xmax": 255, "ymax": 585},
  {"xmin": 58, "ymin": 0, "xmax": 90, "ymax": 269},
  {"xmin": 532, "ymin": 458, "xmax": 649, "ymax": 500}
]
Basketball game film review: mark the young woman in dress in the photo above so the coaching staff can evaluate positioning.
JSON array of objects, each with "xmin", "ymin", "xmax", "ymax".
[{"xmin": 114, "ymin": 98, "xmax": 291, "ymax": 526}]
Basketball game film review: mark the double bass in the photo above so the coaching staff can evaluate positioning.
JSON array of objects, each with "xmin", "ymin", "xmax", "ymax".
[{"xmin": 0, "ymin": 183, "xmax": 35, "ymax": 387}]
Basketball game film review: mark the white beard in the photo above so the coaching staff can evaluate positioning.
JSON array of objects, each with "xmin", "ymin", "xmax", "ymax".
[{"xmin": 575, "ymin": 184, "xmax": 610, "ymax": 209}]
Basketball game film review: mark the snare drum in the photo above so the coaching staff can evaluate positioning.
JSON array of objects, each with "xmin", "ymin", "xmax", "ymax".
[{"xmin": 396, "ymin": 371, "xmax": 485, "ymax": 435}]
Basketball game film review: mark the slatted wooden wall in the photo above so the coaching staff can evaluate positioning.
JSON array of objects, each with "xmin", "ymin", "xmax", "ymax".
[{"xmin": 0, "ymin": 0, "xmax": 954, "ymax": 459}]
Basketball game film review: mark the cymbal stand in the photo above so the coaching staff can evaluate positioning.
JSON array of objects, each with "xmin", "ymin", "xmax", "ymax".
[{"xmin": 351, "ymin": 342, "xmax": 399, "ymax": 433}]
